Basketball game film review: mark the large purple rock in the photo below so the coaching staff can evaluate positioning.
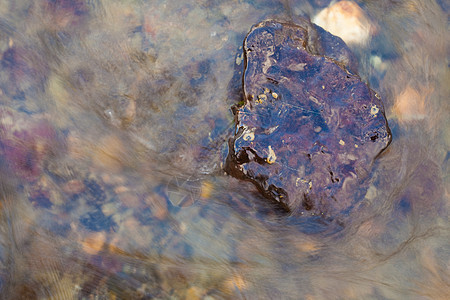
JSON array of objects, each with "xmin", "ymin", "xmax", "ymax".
[{"xmin": 225, "ymin": 20, "xmax": 391, "ymax": 218}]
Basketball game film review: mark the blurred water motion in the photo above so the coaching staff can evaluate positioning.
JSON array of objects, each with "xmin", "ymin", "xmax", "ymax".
[{"xmin": 0, "ymin": 0, "xmax": 449, "ymax": 299}]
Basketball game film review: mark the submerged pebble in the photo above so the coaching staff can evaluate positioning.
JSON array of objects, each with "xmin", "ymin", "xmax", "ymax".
[
  {"xmin": 0, "ymin": 108, "xmax": 56, "ymax": 181},
  {"xmin": 313, "ymin": 1, "xmax": 375, "ymax": 46}
]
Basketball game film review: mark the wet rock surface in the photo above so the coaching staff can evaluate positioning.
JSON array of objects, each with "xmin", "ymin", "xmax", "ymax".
[{"xmin": 225, "ymin": 20, "xmax": 391, "ymax": 218}]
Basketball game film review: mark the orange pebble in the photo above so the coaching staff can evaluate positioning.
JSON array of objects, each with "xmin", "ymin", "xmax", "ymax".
[{"xmin": 145, "ymin": 194, "xmax": 168, "ymax": 220}]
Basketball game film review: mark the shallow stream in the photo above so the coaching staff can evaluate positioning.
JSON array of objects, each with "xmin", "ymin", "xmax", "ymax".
[{"xmin": 0, "ymin": 0, "xmax": 448, "ymax": 299}]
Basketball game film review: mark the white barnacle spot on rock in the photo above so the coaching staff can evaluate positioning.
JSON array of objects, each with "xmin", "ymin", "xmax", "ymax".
[
  {"xmin": 265, "ymin": 125, "xmax": 279, "ymax": 135},
  {"xmin": 267, "ymin": 146, "xmax": 277, "ymax": 164},
  {"xmin": 235, "ymin": 53, "xmax": 243, "ymax": 65},
  {"xmin": 295, "ymin": 177, "xmax": 309, "ymax": 187},
  {"xmin": 243, "ymin": 130, "xmax": 255, "ymax": 141},
  {"xmin": 264, "ymin": 87, "xmax": 270, "ymax": 94},
  {"xmin": 370, "ymin": 104, "xmax": 379, "ymax": 116},
  {"xmin": 339, "ymin": 139, "xmax": 345, "ymax": 146},
  {"xmin": 354, "ymin": 144, "xmax": 359, "ymax": 148},
  {"xmin": 272, "ymin": 92, "xmax": 278, "ymax": 99}
]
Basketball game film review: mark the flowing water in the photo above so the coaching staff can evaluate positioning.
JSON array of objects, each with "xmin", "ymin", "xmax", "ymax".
[{"xmin": 0, "ymin": 0, "xmax": 448, "ymax": 299}]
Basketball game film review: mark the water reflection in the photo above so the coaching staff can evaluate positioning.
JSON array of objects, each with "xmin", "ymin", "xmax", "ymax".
[{"xmin": 0, "ymin": 0, "xmax": 448, "ymax": 299}]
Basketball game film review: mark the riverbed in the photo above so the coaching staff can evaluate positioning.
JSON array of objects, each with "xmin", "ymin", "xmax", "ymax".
[{"xmin": 0, "ymin": 0, "xmax": 448, "ymax": 299}]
